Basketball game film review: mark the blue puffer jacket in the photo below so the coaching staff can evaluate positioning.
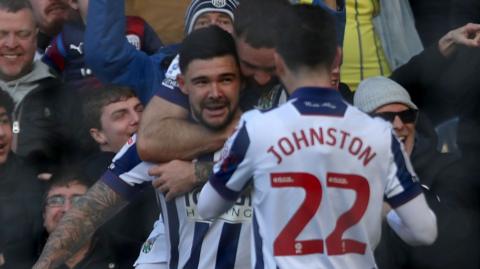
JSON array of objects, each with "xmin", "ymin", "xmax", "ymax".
[{"xmin": 84, "ymin": 0, "xmax": 179, "ymax": 105}]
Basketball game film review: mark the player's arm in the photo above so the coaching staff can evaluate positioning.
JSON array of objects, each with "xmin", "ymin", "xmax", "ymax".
[
  {"xmin": 137, "ymin": 95, "xmax": 232, "ymax": 162},
  {"xmin": 197, "ymin": 119, "xmax": 253, "ymax": 219},
  {"xmin": 383, "ymin": 132, "xmax": 437, "ymax": 246},
  {"xmin": 198, "ymin": 182, "xmax": 236, "ymax": 219},
  {"xmin": 386, "ymin": 194, "xmax": 437, "ymax": 246},
  {"xmin": 33, "ymin": 181, "xmax": 128, "ymax": 269}
]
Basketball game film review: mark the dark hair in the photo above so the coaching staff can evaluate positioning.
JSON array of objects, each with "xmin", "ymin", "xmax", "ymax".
[
  {"xmin": 233, "ymin": 0, "xmax": 289, "ymax": 49},
  {"xmin": 179, "ymin": 25, "xmax": 238, "ymax": 74},
  {"xmin": 0, "ymin": 0, "xmax": 32, "ymax": 12},
  {"xmin": 82, "ymin": 85, "xmax": 137, "ymax": 130},
  {"xmin": 0, "ymin": 89, "xmax": 14, "ymax": 120},
  {"xmin": 275, "ymin": 4, "xmax": 337, "ymax": 72},
  {"xmin": 43, "ymin": 167, "xmax": 92, "ymax": 205}
]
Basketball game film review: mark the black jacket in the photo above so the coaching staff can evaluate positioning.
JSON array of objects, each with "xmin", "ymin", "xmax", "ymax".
[{"xmin": 0, "ymin": 153, "xmax": 45, "ymax": 269}]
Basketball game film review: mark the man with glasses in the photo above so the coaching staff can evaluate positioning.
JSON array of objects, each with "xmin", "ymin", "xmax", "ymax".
[{"xmin": 42, "ymin": 170, "xmax": 134, "ymax": 269}]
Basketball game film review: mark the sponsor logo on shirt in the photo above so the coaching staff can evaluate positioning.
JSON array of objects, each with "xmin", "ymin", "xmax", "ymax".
[{"xmin": 184, "ymin": 187, "xmax": 252, "ymax": 223}]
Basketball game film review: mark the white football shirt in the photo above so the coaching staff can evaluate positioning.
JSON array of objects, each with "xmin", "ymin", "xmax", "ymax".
[
  {"xmin": 101, "ymin": 135, "xmax": 252, "ymax": 269},
  {"xmin": 203, "ymin": 87, "xmax": 423, "ymax": 269}
]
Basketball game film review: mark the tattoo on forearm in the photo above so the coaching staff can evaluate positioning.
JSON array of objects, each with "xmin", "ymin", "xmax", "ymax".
[
  {"xmin": 34, "ymin": 181, "xmax": 128, "ymax": 269},
  {"xmin": 194, "ymin": 161, "xmax": 214, "ymax": 183}
]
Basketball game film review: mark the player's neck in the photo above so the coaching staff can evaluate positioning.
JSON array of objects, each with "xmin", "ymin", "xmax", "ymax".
[
  {"xmin": 280, "ymin": 64, "xmax": 334, "ymax": 95},
  {"xmin": 284, "ymin": 75, "xmax": 334, "ymax": 95}
]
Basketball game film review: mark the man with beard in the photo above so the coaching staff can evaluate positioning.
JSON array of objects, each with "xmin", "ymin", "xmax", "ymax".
[
  {"xmin": 29, "ymin": 0, "xmax": 74, "ymax": 55},
  {"xmin": 136, "ymin": 0, "xmax": 346, "ymax": 201},
  {"xmin": 34, "ymin": 26, "xmax": 251, "ymax": 269}
]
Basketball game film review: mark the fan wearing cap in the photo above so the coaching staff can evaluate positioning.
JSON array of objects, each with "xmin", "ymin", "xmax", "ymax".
[
  {"xmin": 354, "ymin": 76, "xmax": 474, "ymax": 269},
  {"xmin": 354, "ymin": 76, "xmax": 418, "ymax": 155}
]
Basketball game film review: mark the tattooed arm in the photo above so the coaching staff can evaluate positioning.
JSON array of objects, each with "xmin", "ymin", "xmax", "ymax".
[
  {"xmin": 194, "ymin": 161, "xmax": 214, "ymax": 183},
  {"xmin": 33, "ymin": 181, "xmax": 128, "ymax": 269}
]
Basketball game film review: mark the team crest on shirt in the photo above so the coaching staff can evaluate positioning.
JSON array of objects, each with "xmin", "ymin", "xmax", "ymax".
[
  {"xmin": 212, "ymin": 0, "xmax": 227, "ymax": 8},
  {"xmin": 126, "ymin": 34, "xmax": 141, "ymax": 50}
]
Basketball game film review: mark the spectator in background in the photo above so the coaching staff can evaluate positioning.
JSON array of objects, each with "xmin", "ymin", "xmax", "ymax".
[
  {"xmin": 42, "ymin": 0, "xmax": 163, "ymax": 90},
  {"xmin": 0, "ymin": 0, "xmax": 81, "ymax": 175},
  {"xmin": 340, "ymin": 0, "xmax": 391, "ymax": 91},
  {"xmin": 82, "ymin": 85, "xmax": 144, "ymax": 157},
  {"xmin": 354, "ymin": 76, "xmax": 478, "ymax": 269},
  {"xmin": 80, "ymin": 85, "xmax": 159, "ymax": 267},
  {"xmin": 84, "ymin": 0, "xmax": 240, "ymax": 105},
  {"xmin": 29, "ymin": 0, "xmax": 74, "ymax": 56},
  {"xmin": 385, "ymin": 22, "xmax": 480, "ymax": 268},
  {"xmin": 0, "ymin": 89, "xmax": 44, "ymax": 269},
  {"xmin": 41, "ymin": 170, "xmax": 135, "ymax": 269}
]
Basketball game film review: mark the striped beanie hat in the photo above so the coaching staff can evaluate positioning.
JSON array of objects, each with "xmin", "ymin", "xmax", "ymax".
[{"xmin": 184, "ymin": 0, "xmax": 239, "ymax": 34}]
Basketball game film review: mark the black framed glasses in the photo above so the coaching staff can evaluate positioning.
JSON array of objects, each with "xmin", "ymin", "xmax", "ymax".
[
  {"xmin": 371, "ymin": 109, "xmax": 418, "ymax": 123},
  {"xmin": 45, "ymin": 194, "xmax": 84, "ymax": 207}
]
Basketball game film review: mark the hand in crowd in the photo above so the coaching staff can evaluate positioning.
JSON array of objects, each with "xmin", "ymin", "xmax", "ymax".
[
  {"xmin": 439, "ymin": 23, "xmax": 480, "ymax": 57},
  {"xmin": 149, "ymin": 160, "xmax": 198, "ymax": 201}
]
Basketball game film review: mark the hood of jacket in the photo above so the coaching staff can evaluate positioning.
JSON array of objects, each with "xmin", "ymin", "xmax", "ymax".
[{"xmin": 0, "ymin": 61, "xmax": 55, "ymax": 107}]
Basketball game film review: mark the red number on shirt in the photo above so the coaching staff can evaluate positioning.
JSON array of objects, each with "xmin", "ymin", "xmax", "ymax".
[{"xmin": 271, "ymin": 172, "xmax": 370, "ymax": 256}]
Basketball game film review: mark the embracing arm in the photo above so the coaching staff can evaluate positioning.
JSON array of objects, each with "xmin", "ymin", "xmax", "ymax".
[
  {"xmin": 137, "ymin": 96, "xmax": 230, "ymax": 162},
  {"xmin": 33, "ymin": 181, "xmax": 128, "ymax": 269}
]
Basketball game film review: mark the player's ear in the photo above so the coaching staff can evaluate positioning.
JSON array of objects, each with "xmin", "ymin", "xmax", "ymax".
[
  {"xmin": 177, "ymin": 74, "xmax": 189, "ymax": 95},
  {"xmin": 273, "ymin": 51, "xmax": 286, "ymax": 78},
  {"xmin": 331, "ymin": 46, "xmax": 342, "ymax": 71}
]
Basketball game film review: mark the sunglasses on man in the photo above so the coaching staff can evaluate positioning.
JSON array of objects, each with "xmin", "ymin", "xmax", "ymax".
[{"xmin": 370, "ymin": 109, "xmax": 418, "ymax": 123}]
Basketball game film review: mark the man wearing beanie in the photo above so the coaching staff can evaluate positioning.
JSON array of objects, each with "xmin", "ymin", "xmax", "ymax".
[
  {"xmin": 354, "ymin": 76, "xmax": 418, "ymax": 155},
  {"xmin": 354, "ymin": 76, "xmax": 475, "ymax": 269},
  {"xmin": 84, "ymin": 0, "xmax": 238, "ymax": 105}
]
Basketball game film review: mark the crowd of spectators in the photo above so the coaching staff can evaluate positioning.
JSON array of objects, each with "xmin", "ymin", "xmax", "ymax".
[{"xmin": 0, "ymin": 0, "xmax": 479, "ymax": 268}]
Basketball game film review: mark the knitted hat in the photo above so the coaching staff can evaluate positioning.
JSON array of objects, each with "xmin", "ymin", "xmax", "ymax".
[
  {"xmin": 354, "ymin": 76, "xmax": 418, "ymax": 113},
  {"xmin": 184, "ymin": 0, "xmax": 239, "ymax": 34}
]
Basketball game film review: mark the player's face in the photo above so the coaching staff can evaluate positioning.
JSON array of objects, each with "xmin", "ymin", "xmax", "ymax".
[
  {"xmin": 96, "ymin": 97, "xmax": 144, "ymax": 152},
  {"xmin": 43, "ymin": 182, "xmax": 87, "ymax": 233},
  {"xmin": 0, "ymin": 8, "xmax": 37, "ymax": 81},
  {"xmin": 193, "ymin": 12, "xmax": 234, "ymax": 34},
  {"xmin": 30, "ymin": 0, "xmax": 70, "ymax": 35},
  {"xmin": 0, "ymin": 107, "xmax": 12, "ymax": 165},
  {"xmin": 235, "ymin": 36, "xmax": 276, "ymax": 86},
  {"xmin": 181, "ymin": 55, "xmax": 240, "ymax": 130},
  {"xmin": 375, "ymin": 103, "xmax": 416, "ymax": 155}
]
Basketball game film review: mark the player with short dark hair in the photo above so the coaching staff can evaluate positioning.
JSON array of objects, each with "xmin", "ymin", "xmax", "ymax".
[
  {"xmin": 198, "ymin": 5, "xmax": 437, "ymax": 269},
  {"xmin": 34, "ymin": 26, "xmax": 249, "ymax": 269}
]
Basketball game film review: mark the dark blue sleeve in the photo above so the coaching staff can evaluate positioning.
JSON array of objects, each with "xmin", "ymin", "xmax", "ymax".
[
  {"xmin": 142, "ymin": 20, "xmax": 164, "ymax": 54},
  {"xmin": 84, "ymin": 0, "xmax": 164, "ymax": 104},
  {"xmin": 154, "ymin": 84, "xmax": 190, "ymax": 109}
]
